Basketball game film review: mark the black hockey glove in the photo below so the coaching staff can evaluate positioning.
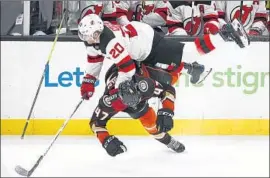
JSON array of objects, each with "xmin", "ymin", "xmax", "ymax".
[
  {"xmin": 102, "ymin": 135, "xmax": 127, "ymax": 157},
  {"xmin": 156, "ymin": 108, "xmax": 174, "ymax": 133}
]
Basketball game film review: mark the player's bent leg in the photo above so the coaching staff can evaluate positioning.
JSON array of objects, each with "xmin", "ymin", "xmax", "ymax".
[
  {"xmin": 137, "ymin": 107, "xmax": 185, "ymax": 153},
  {"xmin": 125, "ymin": 101, "xmax": 158, "ymax": 134},
  {"xmin": 127, "ymin": 104, "xmax": 185, "ymax": 153},
  {"xmin": 138, "ymin": 107, "xmax": 159, "ymax": 135},
  {"xmin": 90, "ymin": 110, "xmax": 127, "ymax": 157},
  {"xmin": 194, "ymin": 19, "xmax": 250, "ymax": 56},
  {"xmin": 90, "ymin": 97, "xmax": 127, "ymax": 157}
]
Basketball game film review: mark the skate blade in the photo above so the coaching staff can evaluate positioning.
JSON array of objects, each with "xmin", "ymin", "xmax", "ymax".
[{"xmin": 196, "ymin": 68, "xmax": 212, "ymax": 85}]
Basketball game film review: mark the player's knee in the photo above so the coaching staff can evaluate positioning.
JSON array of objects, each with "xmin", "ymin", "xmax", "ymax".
[
  {"xmin": 89, "ymin": 118, "xmax": 108, "ymax": 134},
  {"xmin": 89, "ymin": 107, "xmax": 109, "ymax": 134}
]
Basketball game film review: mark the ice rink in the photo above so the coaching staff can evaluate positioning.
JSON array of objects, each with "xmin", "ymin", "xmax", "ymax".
[{"xmin": 1, "ymin": 136, "xmax": 269, "ymax": 177}]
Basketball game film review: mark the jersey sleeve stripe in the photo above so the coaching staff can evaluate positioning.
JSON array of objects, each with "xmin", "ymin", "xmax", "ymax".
[
  {"xmin": 87, "ymin": 55, "xmax": 104, "ymax": 63},
  {"xmin": 118, "ymin": 59, "xmax": 134, "ymax": 70},
  {"xmin": 102, "ymin": 13, "xmax": 117, "ymax": 23},
  {"xmin": 119, "ymin": 62, "xmax": 135, "ymax": 73},
  {"xmin": 116, "ymin": 55, "xmax": 135, "ymax": 73},
  {"xmin": 154, "ymin": 7, "xmax": 168, "ymax": 21},
  {"xmin": 194, "ymin": 34, "xmax": 216, "ymax": 55},
  {"xmin": 254, "ymin": 13, "xmax": 268, "ymax": 20},
  {"xmin": 116, "ymin": 8, "xmax": 128, "ymax": 18},
  {"xmin": 116, "ymin": 55, "xmax": 132, "ymax": 67},
  {"xmin": 218, "ymin": 11, "xmax": 225, "ymax": 19}
]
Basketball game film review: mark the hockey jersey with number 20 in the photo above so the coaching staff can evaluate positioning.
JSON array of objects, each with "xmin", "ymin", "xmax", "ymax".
[{"xmin": 84, "ymin": 21, "xmax": 154, "ymax": 88}]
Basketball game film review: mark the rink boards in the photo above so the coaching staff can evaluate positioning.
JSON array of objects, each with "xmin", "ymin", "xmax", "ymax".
[{"xmin": 1, "ymin": 41, "xmax": 269, "ymax": 135}]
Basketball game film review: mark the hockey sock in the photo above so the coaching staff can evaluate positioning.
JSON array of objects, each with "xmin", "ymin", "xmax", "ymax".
[
  {"xmin": 97, "ymin": 131, "xmax": 110, "ymax": 144},
  {"xmin": 169, "ymin": 62, "xmax": 184, "ymax": 85},
  {"xmin": 194, "ymin": 33, "xmax": 224, "ymax": 55},
  {"xmin": 181, "ymin": 33, "xmax": 225, "ymax": 64},
  {"xmin": 139, "ymin": 107, "xmax": 158, "ymax": 135}
]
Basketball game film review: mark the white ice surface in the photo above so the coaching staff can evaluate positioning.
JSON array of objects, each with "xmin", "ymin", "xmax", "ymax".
[{"xmin": 1, "ymin": 136, "xmax": 269, "ymax": 177}]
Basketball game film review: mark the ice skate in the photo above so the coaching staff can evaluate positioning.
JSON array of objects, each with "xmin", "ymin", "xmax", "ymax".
[
  {"xmin": 219, "ymin": 19, "xmax": 250, "ymax": 48},
  {"xmin": 156, "ymin": 133, "xmax": 185, "ymax": 153},
  {"xmin": 166, "ymin": 136, "xmax": 186, "ymax": 153},
  {"xmin": 184, "ymin": 62, "xmax": 212, "ymax": 85}
]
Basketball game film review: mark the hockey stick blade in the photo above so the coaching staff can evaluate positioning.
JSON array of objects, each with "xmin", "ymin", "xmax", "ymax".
[
  {"xmin": 15, "ymin": 165, "xmax": 29, "ymax": 177},
  {"xmin": 15, "ymin": 155, "xmax": 43, "ymax": 177},
  {"xmin": 15, "ymin": 98, "xmax": 83, "ymax": 176}
]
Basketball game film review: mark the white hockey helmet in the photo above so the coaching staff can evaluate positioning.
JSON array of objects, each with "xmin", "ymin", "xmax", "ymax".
[{"xmin": 78, "ymin": 14, "xmax": 104, "ymax": 42}]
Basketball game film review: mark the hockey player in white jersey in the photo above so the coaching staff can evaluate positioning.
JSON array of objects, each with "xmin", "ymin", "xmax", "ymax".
[
  {"xmin": 216, "ymin": 1, "xmax": 268, "ymax": 36},
  {"xmin": 67, "ymin": 1, "xmax": 117, "ymax": 32},
  {"xmin": 114, "ymin": 0, "xmax": 139, "ymax": 25},
  {"xmin": 115, "ymin": 0, "xmax": 210, "ymax": 83},
  {"xmin": 79, "ymin": 1, "xmax": 117, "ymax": 23},
  {"xmin": 167, "ymin": 1, "xmax": 221, "ymax": 36},
  {"xmin": 78, "ymin": 14, "xmax": 250, "ymax": 157},
  {"xmin": 267, "ymin": 0, "xmax": 270, "ymax": 33},
  {"xmin": 115, "ymin": 0, "xmax": 168, "ymax": 28}
]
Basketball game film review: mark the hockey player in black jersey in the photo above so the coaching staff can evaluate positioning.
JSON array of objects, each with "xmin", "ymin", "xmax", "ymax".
[{"xmin": 89, "ymin": 63, "xmax": 185, "ymax": 157}]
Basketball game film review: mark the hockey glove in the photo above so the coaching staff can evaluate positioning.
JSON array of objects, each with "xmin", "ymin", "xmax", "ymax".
[
  {"xmin": 102, "ymin": 135, "xmax": 127, "ymax": 157},
  {"xmin": 156, "ymin": 108, "xmax": 174, "ymax": 133},
  {"xmin": 81, "ymin": 74, "xmax": 96, "ymax": 100},
  {"xmin": 109, "ymin": 89, "xmax": 128, "ymax": 112}
]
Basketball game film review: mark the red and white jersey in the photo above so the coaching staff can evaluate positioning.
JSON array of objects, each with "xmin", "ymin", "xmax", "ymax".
[
  {"xmin": 166, "ymin": 1, "xmax": 190, "ymax": 35},
  {"xmin": 115, "ymin": 0, "xmax": 141, "ymax": 25},
  {"xmin": 115, "ymin": 0, "xmax": 168, "ymax": 27},
  {"xmin": 167, "ymin": 1, "xmax": 220, "ymax": 36},
  {"xmin": 140, "ymin": 0, "xmax": 168, "ymax": 27},
  {"xmin": 216, "ymin": 1, "xmax": 268, "ymax": 34},
  {"xmin": 79, "ymin": 1, "xmax": 117, "ymax": 23},
  {"xmin": 84, "ymin": 21, "xmax": 154, "ymax": 87}
]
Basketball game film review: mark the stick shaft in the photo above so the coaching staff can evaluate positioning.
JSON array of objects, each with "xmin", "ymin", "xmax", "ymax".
[
  {"xmin": 239, "ymin": 1, "xmax": 244, "ymax": 23},
  {"xmin": 21, "ymin": 10, "xmax": 67, "ymax": 139},
  {"xmin": 26, "ymin": 98, "xmax": 84, "ymax": 177}
]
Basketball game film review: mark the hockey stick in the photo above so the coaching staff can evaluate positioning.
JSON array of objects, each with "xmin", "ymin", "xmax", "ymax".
[
  {"xmin": 189, "ymin": 1, "xmax": 195, "ymax": 35},
  {"xmin": 199, "ymin": 5, "xmax": 205, "ymax": 36},
  {"xmin": 21, "ymin": 9, "xmax": 67, "ymax": 139},
  {"xmin": 15, "ymin": 97, "xmax": 85, "ymax": 177},
  {"xmin": 239, "ymin": 1, "xmax": 244, "ymax": 24}
]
